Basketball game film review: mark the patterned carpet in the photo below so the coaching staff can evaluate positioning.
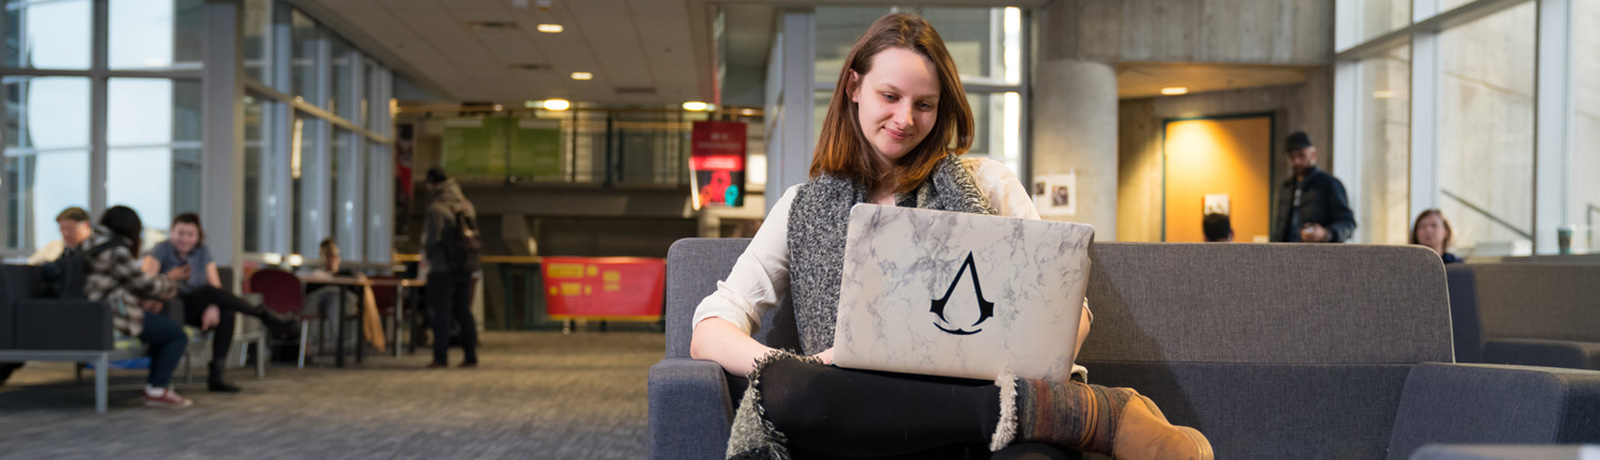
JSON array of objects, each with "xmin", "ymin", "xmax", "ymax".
[{"xmin": 0, "ymin": 331, "xmax": 663, "ymax": 460}]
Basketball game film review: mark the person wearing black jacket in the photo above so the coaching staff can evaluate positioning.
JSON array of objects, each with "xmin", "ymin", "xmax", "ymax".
[{"xmin": 1273, "ymin": 132, "xmax": 1357, "ymax": 243}]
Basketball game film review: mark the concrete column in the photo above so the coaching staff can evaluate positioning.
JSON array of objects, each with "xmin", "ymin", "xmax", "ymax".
[{"xmin": 1031, "ymin": 59, "xmax": 1119, "ymax": 239}]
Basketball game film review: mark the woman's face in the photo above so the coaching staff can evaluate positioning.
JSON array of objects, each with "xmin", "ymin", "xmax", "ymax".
[
  {"xmin": 850, "ymin": 47, "xmax": 940, "ymax": 166},
  {"xmin": 170, "ymin": 223, "xmax": 201, "ymax": 253},
  {"xmin": 1416, "ymin": 215, "xmax": 1447, "ymax": 251}
]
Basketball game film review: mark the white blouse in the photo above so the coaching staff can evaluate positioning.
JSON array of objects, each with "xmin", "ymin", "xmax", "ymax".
[{"xmin": 690, "ymin": 157, "xmax": 1080, "ymax": 336}]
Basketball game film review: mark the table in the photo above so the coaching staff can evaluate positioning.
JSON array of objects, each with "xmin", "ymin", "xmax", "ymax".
[{"xmin": 298, "ymin": 275, "xmax": 424, "ymax": 367}]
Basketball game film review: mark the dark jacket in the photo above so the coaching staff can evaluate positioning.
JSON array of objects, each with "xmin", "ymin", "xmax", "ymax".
[
  {"xmin": 422, "ymin": 179, "xmax": 476, "ymax": 274},
  {"xmin": 1273, "ymin": 166, "xmax": 1357, "ymax": 243}
]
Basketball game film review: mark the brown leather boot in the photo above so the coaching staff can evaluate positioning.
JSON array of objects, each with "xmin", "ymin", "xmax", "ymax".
[{"xmin": 994, "ymin": 374, "xmax": 1213, "ymax": 460}]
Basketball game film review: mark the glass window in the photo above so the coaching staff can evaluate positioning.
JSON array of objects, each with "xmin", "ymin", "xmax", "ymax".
[
  {"xmin": 331, "ymin": 128, "xmax": 362, "ymax": 261},
  {"xmin": 1358, "ymin": 0, "xmax": 1411, "ymax": 43},
  {"xmin": 108, "ymin": 0, "xmax": 205, "ymax": 71},
  {"xmin": 920, "ymin": 7, "xmax": 1015, "ymax": 83},
  {"xmin": 1570, "ymin": 0, "xmax": 1600, "ymax": 254},
  {"xmin": 3, "ymin": 76, "xmax": 90, "ymax": 250},
  {"xmin": 366, "ymin": 141, "xmax": 389, "ymax": 263},
  {"xmin": 106, "ymin": 78, "xmax": 203, "ymax": 237},
  {"xmin": 1356, "ymin": 44, "xmax": 1411, "ymax": 245},
  {"xmin": 331, "ymin": 36, "xmax": 355, "ymax": 121},
  {"xmin": 1437, "ymin": 2, "xmax": 1536, "ymax": 256},
  {"xmin": 294, "ymin": 117, "xmax": 326, "ymax": 255},
  {"xmin": 963, "ymin": 91, "xmax": 1023, "ymax": 176},
  {"xmin": 243, "ymin": 0, "xmax": 271, "ymax": 84},
  {"xmin": 814, "ymin": 6, "xmax": 891, "ymax": 84},
  {"xmin": 291, "ymin": 10, "xmax": 321, "ymax": 106},
  {"xmin": 3, "ymin": 0, "xmax": 91, "ymax": 70},
  {"xmin": 243, "ymin": 95, "xmax": 265, "ymax": 252}
]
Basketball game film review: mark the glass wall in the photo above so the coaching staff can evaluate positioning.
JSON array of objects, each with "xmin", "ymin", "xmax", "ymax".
[
  {"xmin": 1338, "ymin": 0, "xmax": 1595, "ymax": 255},
  {"xmin": 3, "ymin": 76, "xmax": 90, "ymax": 249},
  {"xmin": 1436, "ymin": 2, "xmax": 1536, "ymax": 254},
  {"xmin": 242, "ymin": 2, "xmax": 396, "ymax": 264},
  {"xmin": 1356, "ymin": 44, "xmax": 1411, "ymax": 245},
  {"xmin": 1, "ymin": 1, "xmax": 203, "ymax": 253}
]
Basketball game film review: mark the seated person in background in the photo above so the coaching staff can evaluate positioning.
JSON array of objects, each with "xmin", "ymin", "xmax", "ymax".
[
  {"xmin": 1411, "ymin": 209, "xmax": 1461, "ymax": 263},
  {"xmin": 142, "ymin": 212, "xmax": 294, "ymax": 393},
  {"xmin": 84, "ymin": 206, "xmax": 190, "ymax": 408},
  {"xmin": 4, "ymin": 207, "xmax": 94, "ymax": 385},
  {"xmin": 303, "ymin": 239, "xmax": 365, "ymax": 351},
  {"xmin": 1203, "ymin": 213, "xmax": 1234, "ymax": 242},
  {"xmin": 27, "ymin": 207, "xmax": 93, "ymax": 265}
]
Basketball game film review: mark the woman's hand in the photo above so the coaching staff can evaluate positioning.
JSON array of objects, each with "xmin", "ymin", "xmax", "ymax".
[
  {"xmin": 812, "ymin": 348, "xmax": 835, "ymax": 365},
  {"xmin": 166, "ymin": 264, "xmax": 191, "ymax": 281},
  {"xmin": 201, "ymin": 305, "xmax": 221, "ymax": 330},
  {"xmin": 141, "ymin": 299, "xmax": 164, "ymax": 314}
]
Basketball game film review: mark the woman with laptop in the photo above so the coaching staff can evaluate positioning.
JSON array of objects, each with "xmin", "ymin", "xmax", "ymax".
[{"xmin": 688, "ymin": 12, "xmax": 1211, "ymax": 460}]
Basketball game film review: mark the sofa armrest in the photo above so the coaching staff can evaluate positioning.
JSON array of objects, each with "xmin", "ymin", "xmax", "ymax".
[
  {"xmin": 1409, "ymin": 444, "xmax": 1600, "ymax": 460},
  {"xmin": 12, "ymin": 299, "xmax": 114, "ymax": 351},
  {"xmin": 1482, "ymin": 338, "xmax": 1600, "ymax": 371},
  {"xmin": 649, "ymin": 357, "xmax": 734, "ymax": 460},
  {"xmin": 1387, "ymin": 363, "xmax": 1600, "ymax": 460}
]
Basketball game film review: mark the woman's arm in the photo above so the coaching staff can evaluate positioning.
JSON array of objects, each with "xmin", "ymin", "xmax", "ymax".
[
  {"xmin": 141, "ymin": 255, "xmax": 161, "ymax": 277},
  {"xmin": 207, "ymin": 262, "xmax": 222, "ymax": 288},
  {"xmin": 691, "ymin": 317, "xmax": 777, "ymax": 377}
]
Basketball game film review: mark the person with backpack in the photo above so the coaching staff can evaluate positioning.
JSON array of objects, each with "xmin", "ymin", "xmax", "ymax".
[
  {"xmin": 420, "ymin": 167, "xmax": 480, "ymax": 368},
  {"xmin": 83, "ymin": 206, "xmax": 192, "ymax": 407},
  {"xmin": 143, "ymin": 212, "xmax": 296, "ymax": 392}
]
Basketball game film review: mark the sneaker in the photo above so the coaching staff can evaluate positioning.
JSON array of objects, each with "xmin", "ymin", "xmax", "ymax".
[
  {"xmin": 458, "ymin": 361, "xmax": 477, "ymax": 368},
  {"xmin": 144, "ymin": 387, "xmax": 193, "ymax": 408}
]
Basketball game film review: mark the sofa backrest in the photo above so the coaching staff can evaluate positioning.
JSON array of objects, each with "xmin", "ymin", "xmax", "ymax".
[
  {"xmin": 1468, "ymin": 263, "xmax": 1600, "ymax": 343},
  {"xmin": 1077, "ymin": 243, "xmax": 1453, "ymax": 460},
  {"xmin": 664, "ymin": 238, "xmax": 800, "ymax": 359},
  {"xmin": 0, "ymin": 265, "xmax": 45, "ymax": 349},
  {"xmin": 1445, "ymin": 264, "xmax": 1483, "ymax": 363}
]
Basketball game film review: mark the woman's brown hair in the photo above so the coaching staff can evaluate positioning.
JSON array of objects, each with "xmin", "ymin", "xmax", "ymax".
[
  {"xmin": 171, "ymin": 212, "xmax": 205, "ymax": 246},
  {"xmin": 810, "ymin": 13, "xmax": 974, "ymax": 195},
  {"xmin": 1410, "ymin": 209, "xmax": 1453, "ymax": 249}
]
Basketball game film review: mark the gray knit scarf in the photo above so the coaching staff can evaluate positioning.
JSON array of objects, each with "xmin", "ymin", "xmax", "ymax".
[{"xmin": 727, "ymin": 153, "xmax": 996, "ymax": 460}]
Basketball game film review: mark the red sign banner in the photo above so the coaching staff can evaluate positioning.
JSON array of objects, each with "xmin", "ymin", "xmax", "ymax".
[
  {"xmin": 541, "ymin": 257, "xmax": 666, "ymax": 321},
  {"xmin": 691, "ymin": 121, "xmax": 747, "ymax": 208}
]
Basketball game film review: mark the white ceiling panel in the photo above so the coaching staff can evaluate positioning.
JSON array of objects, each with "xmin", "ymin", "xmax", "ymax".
[{"xmin": 301, "ymin": 0, "xmax": 710, "ymax": 105}]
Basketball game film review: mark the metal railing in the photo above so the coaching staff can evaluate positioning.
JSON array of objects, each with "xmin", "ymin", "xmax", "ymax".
[{"xmin": 1439, "ymin": 189, "xmax": 1534, "ymax": 240}]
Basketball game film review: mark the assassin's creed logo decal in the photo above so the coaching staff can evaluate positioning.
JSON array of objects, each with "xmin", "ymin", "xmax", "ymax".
[{"xmin": 929, "ymin": 252, "xmax": 995, "ymax": 336}]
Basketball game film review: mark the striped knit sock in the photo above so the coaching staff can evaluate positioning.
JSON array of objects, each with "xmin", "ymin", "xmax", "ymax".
[{"xmin": 1003, "ymin": 377, "xmax": 1132, "ymax": 454}]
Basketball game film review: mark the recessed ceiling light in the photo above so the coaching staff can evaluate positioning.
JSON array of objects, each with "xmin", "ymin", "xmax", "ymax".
[
  {"xmin": 543, "ymin": 98, "xmax": 571, "ymax": 111},
  {"xmin": 1160, "ymin": 87, "xmax": 1189, "ymax": 96},
  {"xmin": 570, "ymin": 72, "xmax": 592, "ymax": 80},
  {"xmin": 537, "ymin": 24, "xmax": 563, "ymax": 33},
  {"xmin": 682, "ymin": 101, "xmax": 711, "ymax": 112}
]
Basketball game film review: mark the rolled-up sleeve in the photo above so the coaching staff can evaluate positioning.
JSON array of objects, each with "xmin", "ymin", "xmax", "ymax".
[{"xmin": 690, "ymin": 186, "xmax": 800, "ymax": 336}]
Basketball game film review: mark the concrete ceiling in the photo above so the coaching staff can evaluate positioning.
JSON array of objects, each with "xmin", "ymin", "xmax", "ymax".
[
  {"xmin": 295, "ymin": 0, "xmax": 714, "ymax": 107},
  {"xmin": 1116, "ymin": 63, "xmax": 1317, "ymax": 99},
  {"xmin": 293, "ymin": 0, "xmax": 1052, "ymax": 107}
]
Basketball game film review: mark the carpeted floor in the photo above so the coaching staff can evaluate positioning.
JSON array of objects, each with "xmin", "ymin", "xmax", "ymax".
[{"xmin": 0, "ymin": 331, "xmax": 663, "ymax": 460}]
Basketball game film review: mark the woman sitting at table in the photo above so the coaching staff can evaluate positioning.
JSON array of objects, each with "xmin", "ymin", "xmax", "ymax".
[{"xmin": 143, "ymin": 212, "xmax": 295, "ymax": 393}]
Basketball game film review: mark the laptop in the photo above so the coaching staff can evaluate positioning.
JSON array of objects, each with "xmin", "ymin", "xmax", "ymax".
[{"xmin": 831, "ymin": 204, "xmax": 1094, "ymax": 382}]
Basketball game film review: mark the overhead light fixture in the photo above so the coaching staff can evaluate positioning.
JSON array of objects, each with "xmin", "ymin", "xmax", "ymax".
[
  {"xmin": 1372, "ymin": 90, "xmax": 1396, "ymax": 99},
  {"xmin": 682, "ymin": 101, "xmax": 711, "ymax": 112},
  {"xmin": 739, "ymin": 108, "xmax": 759, "ymax": 116},
  {"xmin": 525, "ymin": 100, "xmax": 540, "ymax": 109},
  {"xmin": 537, "ymin": 24, "xmax": 563, "ymax": 33},
  {"xmin": 1160, "ymin": 87, "xmax": 1189, "ymax": 96},
  {"xmin": 570, "ymin": 72, "xmax": 593, "ymax": 80},
  {"xmin": 543, "ymin": 98, "xmax": 571, "ymax": 111}
]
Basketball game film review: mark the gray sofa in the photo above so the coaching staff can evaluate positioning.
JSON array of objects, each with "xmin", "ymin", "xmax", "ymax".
[
  {"xmin": 1446, "ymin": 263, "xmax": 1600, "ymax": 370},
  {"xmin": 0, "ymin": 264, "xmax": 266, "ymax": 412},
  {"xmin": 648, "ymin": 239, "xmax": 1600, "ymax": 459}
]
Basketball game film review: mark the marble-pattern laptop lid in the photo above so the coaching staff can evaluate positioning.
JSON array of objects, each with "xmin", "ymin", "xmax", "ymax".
[{"xmin": 832, "ymin": 204, "xmax": 1094, "ymax": 381}]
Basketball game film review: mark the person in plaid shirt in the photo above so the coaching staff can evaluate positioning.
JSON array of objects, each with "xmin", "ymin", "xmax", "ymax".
[{"xmin": 83, "ymin": 206, "xmax": 191, "ymax": 408}]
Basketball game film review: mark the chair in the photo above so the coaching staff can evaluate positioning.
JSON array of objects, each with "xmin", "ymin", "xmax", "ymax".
[
  {"xmin": 246, "ymin": 268, "xmax": 312, "ymax": 368},
  {"xmin": 367, "ymin": 275, "xmax": 408, "ymax": 358}
]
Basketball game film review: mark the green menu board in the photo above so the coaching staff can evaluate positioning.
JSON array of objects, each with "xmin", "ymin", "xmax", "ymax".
[
  {"xmin": 441, "ymin": 117, "xmax": 508, "ymax": 178},
  {"xmin": 511, "ymin": 119, "xmax": 563, "ymax": 177}
]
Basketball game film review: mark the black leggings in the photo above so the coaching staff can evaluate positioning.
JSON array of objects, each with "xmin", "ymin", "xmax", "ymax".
[
  {"xmin": 760, "ymin": 359, "xmax": 1003, "ymax": 458},
  {"xmin": 139, "ymin": 313, "xmax": 187, "ymax": 388},
  {"xmin": 178, "ymin": 285, "xmax": 267, "ymax": 365}
]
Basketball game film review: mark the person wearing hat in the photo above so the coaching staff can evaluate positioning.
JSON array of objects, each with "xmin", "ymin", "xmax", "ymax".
[
  {"xmin": 1272, "ymin": 131, "xmax": 1356, "ymax": 243},
  {"xmin": 420, "ymin": 167, "xmax": 480, "ymax": 368}
]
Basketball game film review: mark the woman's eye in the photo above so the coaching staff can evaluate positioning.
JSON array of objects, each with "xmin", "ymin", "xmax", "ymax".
[
  {"xmin": 919, "ymin": 102, "xmax": 934, "ymax": 110},
  {"xmin": 883, "ymin": 93, "xmax": 898, "ymax": 102}
]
